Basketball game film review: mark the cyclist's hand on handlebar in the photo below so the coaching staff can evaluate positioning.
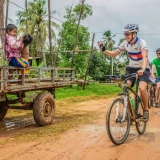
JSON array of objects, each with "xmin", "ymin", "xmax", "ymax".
[
  {"xmin": 137, "ymin": 69, "xmax": 145, "ymax": 76},
  {"xmin": 151, "ymin": 74, "xmax": 155, "ymax": 79},
  {"xmin": 97, "ymin": 41, "xmax": 106, "ymax": 52}
]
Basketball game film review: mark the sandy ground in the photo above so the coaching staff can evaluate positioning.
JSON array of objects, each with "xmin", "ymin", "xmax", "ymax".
[{"xmin": 0, "ymin": 97, "xmax": 160, "ymax": 160}]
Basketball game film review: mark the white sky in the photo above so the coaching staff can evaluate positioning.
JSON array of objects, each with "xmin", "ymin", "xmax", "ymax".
[{"xmin": 7, "ymin": 0, "xmax": 160, "ymax": 62}]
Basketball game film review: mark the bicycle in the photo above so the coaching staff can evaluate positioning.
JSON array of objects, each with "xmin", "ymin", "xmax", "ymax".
[
  {"xmin": 148, "ymin": 81, "xmax": 156, "ymax": 108},
  {"xmin": 106, "ymin": 73, "xmax": 147, "ymax": 145}
]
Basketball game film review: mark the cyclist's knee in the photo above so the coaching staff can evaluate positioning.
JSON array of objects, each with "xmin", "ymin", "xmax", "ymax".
[
  {"xmin": 156, "ymin": 85, "xmax": 160, "ymax": 90},
  {"xmin": 139, "ymin": 85, "xmax": 147, "ymax": 92}
]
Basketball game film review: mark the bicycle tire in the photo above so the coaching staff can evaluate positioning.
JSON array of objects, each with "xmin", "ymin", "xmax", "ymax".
[
  {"xmin": 106, "ymin": 98, "xmax": 131, "ymax": 145},
  {"xmin": 135, "ymin": 100, "xmax": 147, "ymax": 135}
]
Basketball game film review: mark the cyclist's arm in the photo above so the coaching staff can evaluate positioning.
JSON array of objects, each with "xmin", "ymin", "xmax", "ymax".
[
  {"xmin": 97, "ymin": 41, "xmax": 121, "ymax": 57},
  {"xmin": 151, "ymin": 64, "xmax": 156, "ymax": 77},
  {"xmin": 103, "ymin": 50, "xmax": 121, "ymax": 58},
  {"xmin": 141, "ymin": 49, "xmax": 148, "ymax": 71}
]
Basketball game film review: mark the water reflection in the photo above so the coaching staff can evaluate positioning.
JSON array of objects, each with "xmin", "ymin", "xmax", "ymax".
[{"xmin": 0, "ymin": 116, "xmax": 35, "ymax": 131}]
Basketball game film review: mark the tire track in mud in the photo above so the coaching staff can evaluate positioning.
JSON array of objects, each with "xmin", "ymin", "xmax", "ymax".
[
  {"xmin": 112, "ymin": 145, "xmax": 125, "ymax": 160},
  {"xmin": 0, "ymin": 98, "xmax": 160, "ymax": 160}
]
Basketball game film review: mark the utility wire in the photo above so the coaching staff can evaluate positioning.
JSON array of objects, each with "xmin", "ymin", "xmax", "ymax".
[
  {"xmin": 90, "ymin": 31, "xmax": 160, "ymax": 36},
  {"xmin": 9, "ymin": 0, "xmax": 64, "ymax": 23},
  {"xmin": 91, "ymin": 0, "xmax": 103, "ymax": 32},
  {"xmin": 9, "ymin": 0, "xmax": 25, "ymax": 10},
  {"xmin": 8, "ymin": 1, "xmax": 160, "ymax": 36}
]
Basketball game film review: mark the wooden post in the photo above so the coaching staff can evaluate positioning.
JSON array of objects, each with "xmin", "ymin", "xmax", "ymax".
[
  {"xmin": 54, "ymin": 30, "xmax": 63, "ymax": 67},
  {"xmin": 22, "ymin": 69, "xmax": 25, "ymax": 85},
  {"xmin": 71, "ymin": 0, "xmax": 85, "ymax": 69},
  {"xmin": 82, "ymin": 33, "xmax": 95, "ymax": 90},
  {"xmin": 0, "ymin": 0, "xmax": 5, "ymax": 66},
  {"xmin": 48, "ymin": 0, "xmax": 53, "ymax": 67},
  {"xmin": 38, "ymin": 68, "xmax": 40, "ymax": 84},
  {"xmin": 25, "ymin": 0, "xmax": 28, "ymax": 33},
  {"xmin": 111, "ymin": 57, "xmax": 113, "ymax": 75},
  {"xmin": 5, "ymin": 0, "xmax": 9, "ymax": 28},
  {"xmin": 40, "ymin": 38, "xmax": 47, "ymax": 67}
]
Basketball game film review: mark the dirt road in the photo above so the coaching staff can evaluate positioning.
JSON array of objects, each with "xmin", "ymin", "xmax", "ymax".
[{"xmin": 0, "ymin": 97, "xmax": 160, "ymax": 160}]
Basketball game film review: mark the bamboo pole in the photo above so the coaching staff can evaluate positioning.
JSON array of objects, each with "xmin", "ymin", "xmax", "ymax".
[
  {"xmin": 111, "ymin": 57, "xmax": 113, "ymax": 75},
  {"xmin": 25, "ymin": 0, "xmax": 28, "ymax": 33},
  {"xmin": 40, "ymin": 38, "xmax": 47, "ymax": 67},
  {"xmin": 5, "ymin": 0, "xmax": 9, "ymax": 28},
  {"xmin": 54, "ymin": 30, "xmax": 64, "ymax": 67},
  {"xmin": 51, "ymin": 49, "xmax": 96, "ymax": 53},
  {"xmin": 0, "ymin": 0, "xmax": 5, "ymax": 66},
  {"xmin": 82, "ymin": 33, "xmax": 95, "ymax": 90},
  {"xmin": 48, "ymin": 0, "xmax": 53, "ymax": 67},
  {"xmin": 71, "ymin": 0, "xmax": 85, "ymax": 68}
]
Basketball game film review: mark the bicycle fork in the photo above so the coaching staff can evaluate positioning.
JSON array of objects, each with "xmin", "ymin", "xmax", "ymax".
[{"xmin": 115, "ymin": 96, "xmax": 128, "ymax": 123}]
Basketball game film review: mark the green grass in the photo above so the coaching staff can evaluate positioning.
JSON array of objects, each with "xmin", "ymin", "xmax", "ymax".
[
  {"xmin": 7, "ymin": 82, "xmax": 122, "ymax": 102},
  {"xmin": 55, "ymin": 82, "xmax": 122, "ymax": 100},
  {"xmin": 1, "ymin": 82, "xmax": 122, "ymax": 144}
]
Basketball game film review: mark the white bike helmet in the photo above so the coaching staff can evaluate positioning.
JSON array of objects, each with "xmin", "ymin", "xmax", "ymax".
[{"xmin": 122, "ymin": 24, "xmax": 139, "ymax": 32}]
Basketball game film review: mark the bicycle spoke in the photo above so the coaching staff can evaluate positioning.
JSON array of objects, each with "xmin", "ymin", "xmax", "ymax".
[
  {"xmin": 106, "ymin": 98, "xmax": 130, "ymax": 145},
  {"xmin": 135, "ymin": 101, "xmax": 147, "ymax": 134}
]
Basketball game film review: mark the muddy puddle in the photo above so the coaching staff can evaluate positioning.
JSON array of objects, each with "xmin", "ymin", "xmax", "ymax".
[
  {"xmin": 0, "ymin": 115, "xmax": 61, "ymax": 132},
  {"xmin": 0, "ymin": 116, "xmax": 35, "ymax": 131}
]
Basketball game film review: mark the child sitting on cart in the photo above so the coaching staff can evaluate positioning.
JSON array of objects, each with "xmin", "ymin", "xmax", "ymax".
[
  {"xmin": 6, "ymin": 24, "xmax": 28, "ymax": 84},
  {"xmin": 18, "ymin": 34, "xmax": 33, "ymax": 83}
]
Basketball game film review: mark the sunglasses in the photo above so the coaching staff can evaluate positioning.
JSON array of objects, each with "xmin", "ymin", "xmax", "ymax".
[
  {"xmin": 124, "ymin": 33, "xmax": 131, "ymax": 36},
  {"xmin": 157, "ymin": 52, "xmax": 160, "ymax": 55}
]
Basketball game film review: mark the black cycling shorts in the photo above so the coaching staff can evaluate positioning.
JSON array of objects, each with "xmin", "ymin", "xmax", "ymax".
[{"xmin": 125, "ymin": 66, "xmax": 149, "ymax": 87}]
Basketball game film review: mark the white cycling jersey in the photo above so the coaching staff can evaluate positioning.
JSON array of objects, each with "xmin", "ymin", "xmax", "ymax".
[{"xmin": 117, "ymin": 37, "xmax": 149, "ymax": 68}]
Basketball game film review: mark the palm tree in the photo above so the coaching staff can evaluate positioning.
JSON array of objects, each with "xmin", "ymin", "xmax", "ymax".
[
  {"xmin": 102, "ymin": 30, "xmax": 116, "ymax": 75},
  {"xmin": 16, "ymin": 0, "xmax": 60, "ymax": 67},
  {"xmin": 118, "ymin": 38, "xmax": 129, "ymax": 65}
]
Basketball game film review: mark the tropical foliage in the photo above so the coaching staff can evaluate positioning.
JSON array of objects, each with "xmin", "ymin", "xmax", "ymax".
[
  {"xmin": 13, "ymin": 0, "xmax": 128, "ymax": 80},
  {"xmin": 57, "ymin": 4, "xmax": 92, "ymax": 77},
  {"xmin": 16, "ymin": 0, "xmax": 59, "ymax": 66}
]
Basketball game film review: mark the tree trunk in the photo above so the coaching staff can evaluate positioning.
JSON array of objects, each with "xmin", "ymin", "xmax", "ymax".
[
  {"xmin": 0, "ymin": 0, "xmax": 5, "ymax": 65},
  {"xmin": 48, "ymin": 0, "xmax": 53, "ymax": 67}
]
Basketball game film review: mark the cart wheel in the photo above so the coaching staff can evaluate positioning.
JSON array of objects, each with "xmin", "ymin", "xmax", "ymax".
[
  {"xmin": 0, "ymin": 101, "xmax": 8, "ymax": 120},
  {"xmin": 33, "ymin": 92, "xmax": 55, "ymax": 126}
]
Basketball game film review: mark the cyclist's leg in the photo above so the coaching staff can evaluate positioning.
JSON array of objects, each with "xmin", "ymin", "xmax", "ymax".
[
  {"xmin": 153, "ymin": 84, "xmax": 157, "ymax": 97},
  {"xmin": 125, "ymin": 67, "xmax": 136, "ymax": 87},
  {"xmin": 138, "ymin": 69, "xmax": 150, "ymax": 120},
  {"xmin": 139, "ymin": 81, "xmax": 148, "ymax": 110},
  {"xmin": 155, "ymin": 78, "xmax": 160, "ymax": 106}
]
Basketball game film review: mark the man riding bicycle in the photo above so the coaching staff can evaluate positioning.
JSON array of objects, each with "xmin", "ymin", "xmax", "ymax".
[
  {"xmin": 151, "ymin": 48, "xmax": 160, "ymax": 107},
  {"xmin": 97, "ymin": 24, "xmax": 150, "ymax": 121}
]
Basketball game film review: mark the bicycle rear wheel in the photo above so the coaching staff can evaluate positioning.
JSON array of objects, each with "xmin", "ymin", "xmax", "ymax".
[
  {"xmin": 106, "ymin": 98, "xmax": 130, "ymax": 145},
  {"xmin": 135, "ymin": 101, "xmax": 147, "ymax": 135}
]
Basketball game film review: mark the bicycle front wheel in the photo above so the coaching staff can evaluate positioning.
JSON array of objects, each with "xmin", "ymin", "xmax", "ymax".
[
  {"xmin": 135, "ymin": 101, "xmax": 147, "ymax": 135},
  {"xmin": 106, "ymin": 98, "xmax": 131, "ymax": 145}
]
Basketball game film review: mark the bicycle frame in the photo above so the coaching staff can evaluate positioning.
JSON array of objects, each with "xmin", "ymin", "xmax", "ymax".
[
  {"xmin": 117, "ymin": 77, "xmax": 144, "ymax": 123},
  {"xmin": 107, "ymin": 73, "xmax": 147, "ymax": 145}
]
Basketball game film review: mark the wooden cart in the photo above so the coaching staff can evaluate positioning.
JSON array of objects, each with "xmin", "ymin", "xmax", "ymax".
[{"xmin": 0, "ymin": 66, "xmax": 79, "ymax": 126}]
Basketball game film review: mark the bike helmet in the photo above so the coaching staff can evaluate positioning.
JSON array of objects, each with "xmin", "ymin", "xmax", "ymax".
[
  {"xmin": 156, "ymin": 48, "xmax": 160, "ymax": 52},
  {"xmin": 122, "ymin": 24, "xmax": 139, "ymax": 32}
]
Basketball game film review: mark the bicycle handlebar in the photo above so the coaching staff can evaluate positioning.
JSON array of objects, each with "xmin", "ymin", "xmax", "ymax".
[{"xmin": 109, "ymin": 73, "xmax": 136, "ymax": 81}]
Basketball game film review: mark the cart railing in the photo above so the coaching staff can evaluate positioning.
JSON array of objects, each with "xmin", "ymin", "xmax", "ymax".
[{"xmin": 0, "ymin": 66, "xmax": 75, "ymax": 91}]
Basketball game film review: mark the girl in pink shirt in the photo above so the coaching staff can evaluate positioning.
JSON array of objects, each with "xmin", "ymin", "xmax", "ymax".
[
  {"xmin": 6, "ymin": 24, "xmax": 28, "ymax": 67},
  {"xmin": 6, "ymin": 24, "xmax": 28, "ymax": 84}
]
